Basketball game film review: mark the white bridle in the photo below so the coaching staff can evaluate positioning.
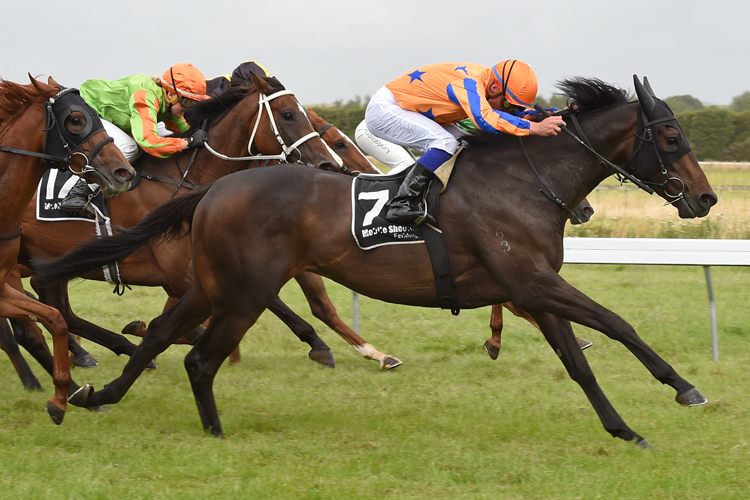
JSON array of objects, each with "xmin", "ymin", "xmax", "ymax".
[{"xmin": 203, "ymin": 89, "xmax": 341, "ymax": 166}]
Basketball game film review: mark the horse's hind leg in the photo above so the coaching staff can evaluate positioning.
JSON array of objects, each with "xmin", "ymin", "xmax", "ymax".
[
  {"xmin": 0, "ymin": 283, "xmax": 72, "ymax": 423},
  {"xmin": 8, "ymin": 319, "xmax": 90, "ymax": 406},
  {"xmin": 0, "ymin": 319, "xmax": 43, "ymax": 390},
  {"xmin": 185, "ymin": 310, "xmax": 260, "ymax": 437},
  {"xmin": 84, "ymin": 286, "xmax": 212, "ymax": 408},
  {"xmin": 267, "ymin": 296, "xmax": 336, "ymax": 368},
  {"xmin": 532, "ymin": 312, "xmax": 650, "ymax": 447},
  {"xmin": 294, "ymin": 272, "xmax": 402, "ymax": 370}
]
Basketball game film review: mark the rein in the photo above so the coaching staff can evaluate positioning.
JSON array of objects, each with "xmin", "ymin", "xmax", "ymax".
[{"xmin": 203, "ymin": 89, "xmax": 319, "ymax": 164}]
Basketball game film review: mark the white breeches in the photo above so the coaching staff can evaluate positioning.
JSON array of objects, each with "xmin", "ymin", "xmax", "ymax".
[{"xmin": 364, "ymin": 86, "xmax": 465, "ymax": 158}]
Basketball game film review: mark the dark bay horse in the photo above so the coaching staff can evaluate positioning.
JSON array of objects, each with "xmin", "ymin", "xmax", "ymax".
[
  {"xmin": 107, "ymin": 107, "xmax": 401, "ymax": 370},
  {"xmin": 34, "ymin": 76, "xmax": 717, "ymax": 444},
  {"xmin": 0, "ymin": 75, "xmax": 134, "ymax": 423},
  {"xmin": 7, "ymin": 75, "xmax": 399, "ymax": 396}
]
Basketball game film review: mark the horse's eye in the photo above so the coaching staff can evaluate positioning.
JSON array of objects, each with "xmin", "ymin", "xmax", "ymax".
[
  {"xmin": 282, "ymin": 111, "xmax": 295, "ymax": 121},
  {"xmin": 65, "ymin": 113, "xmax": 86, "ymax": 134},
  {"xmin": 335, "ymin": 141, "xmax": 347, "ymax": 151}
]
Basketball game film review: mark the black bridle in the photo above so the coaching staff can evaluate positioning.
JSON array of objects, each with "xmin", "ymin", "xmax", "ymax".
[
  {"xmin": 0, "ymin": 86, "xmax": 113, "ymax": 175},
  {"xmin": 524, "ymin": 75, "xmax": 691, "ymax": 211},
  {"xmin": 626, "ymin": 76, "xmax": 692, "ymax": 206}
]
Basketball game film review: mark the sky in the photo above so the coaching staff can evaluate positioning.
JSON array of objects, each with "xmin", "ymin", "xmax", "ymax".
[{"xmin": 3, "ymin": 0, "xmax": 748, "ymax": 107}]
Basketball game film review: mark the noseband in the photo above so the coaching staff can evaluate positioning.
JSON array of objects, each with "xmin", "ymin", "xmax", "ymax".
[{"xmin": 0, "ymin": 87, "xmax": 113, "ymax": 176}]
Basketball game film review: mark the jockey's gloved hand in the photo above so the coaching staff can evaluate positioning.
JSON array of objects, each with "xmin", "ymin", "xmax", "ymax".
[{"xmin": 187, "ymin": 129, "xmax": 208, "ymax": 148}]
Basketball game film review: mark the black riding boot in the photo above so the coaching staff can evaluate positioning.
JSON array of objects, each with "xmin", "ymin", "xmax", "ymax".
[
  {"xmin": 60, "ymin": 178, "xmax": 93, "ymax": 215},
  {"xmin": 385, "ymin": 163, "xmax": 434, "ymax": 224}
]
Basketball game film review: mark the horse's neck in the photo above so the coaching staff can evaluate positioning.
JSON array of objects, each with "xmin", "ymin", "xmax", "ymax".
[
  {"xmin": 537, "ymin": 104, "xmax": 639, "ymax": 208},
  {"xmin": 0, "ymin": 105, "xmax": 50, "ymax": 231}
]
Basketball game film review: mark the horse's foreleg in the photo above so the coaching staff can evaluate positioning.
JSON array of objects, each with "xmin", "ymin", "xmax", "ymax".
[
  {"xmin": 294, "ymin": 272, "xmax": 402, "ymax": 370},
  {"xmin": 0, "ymin": 283, "xmax": 71, "ymax": 423},
  {"xmin": 532, "ymin": 312, "xmax": 649, "ymax": 447},
  {"xmin": 514, "ymin": 272, "xmax": 702, "ymax": 406},
  {"xmin": 67, "ymin": 333, "xmax": 98, "ymax": 368},
  {"xmin": 85, "ymin": 286, "xmax": 212, "ymax": 408},
  {"xmin": 0, "ymin": 319, "xmax": 43, "ymax": 390},
  {"xmin": 485, "ymin": 304, "xmax": 504, "ymax": 360}
]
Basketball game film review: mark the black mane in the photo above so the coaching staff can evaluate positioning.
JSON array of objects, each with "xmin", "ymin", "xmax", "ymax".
[
  {"xmin": 182, "ymin": 76, "xmax": 286, "ymax": 133},
  {"xmin": 555, "ymin": 77, "xmax": 630, "ymax": 111}
]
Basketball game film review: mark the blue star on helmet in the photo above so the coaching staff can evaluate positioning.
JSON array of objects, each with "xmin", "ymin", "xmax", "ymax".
[
  {"xmin": 418, "ymin": 108, "xmax": 436, "ymax": 119},
  {"xmin": 408, "ymin": 69, "xmax": 426, "ymax": 83},
  {"xmin": 454, "ymin": 66, "xmax": 468, "ymax": 75}
]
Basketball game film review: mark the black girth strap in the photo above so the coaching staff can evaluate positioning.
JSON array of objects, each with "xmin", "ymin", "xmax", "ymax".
[{"xmin": 417, "ymin": 224, "xmax": 460, "ymax": 316}]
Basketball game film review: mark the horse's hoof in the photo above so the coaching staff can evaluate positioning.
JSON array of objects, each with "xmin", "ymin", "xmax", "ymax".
[
  {"xmin": 381, "ymin": 356, "xmax": 403, "ymax": 370},
  {"xmin": 121, "ymin": 320, "xmax": 147, "ymax": 337},
  {"xmin": 309, "ymin": 349, "xmax": 336, "ymax": 368},
  {"xmin": 676, "ymin": 387, "xmax": 708, "ymax": 407},
  {"xmin": 68, "ymin": 384, "xmax": 93, "ymax": 407},
  {"xmin": 45, "ymin": 400, "xmax": 65, "ymax": 425},
  {"xmin": 577, "ymin": 337, "xmax": 593, "ymax": 350},
  {"xmin": 635, "ymin": 437, "xmax": 654, "ymax": 449},
  {"xmin": 484, "ymin": 341, "xmax": 500, "ymax": 360},
  {"xmin": 146, "ymin": 360, "xmax": 158, "ymax": 371},
  {"xmin": 71, "ymin": 353, "xmax": 99, "ymax": 368}
]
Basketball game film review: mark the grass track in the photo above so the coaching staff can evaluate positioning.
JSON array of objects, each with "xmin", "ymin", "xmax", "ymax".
[{"xmin": 1, "ymin": 264, "xmax": 748, "ymax": 499}]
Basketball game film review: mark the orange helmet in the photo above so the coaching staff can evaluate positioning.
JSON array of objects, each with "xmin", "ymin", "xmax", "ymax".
[
  {"xmin": 490, "ymin": 60, "xmax": 538, "ymax": 108},
  {"xmin": 161, "ymin": 63, "xmax": 209, "ymax": 102}
]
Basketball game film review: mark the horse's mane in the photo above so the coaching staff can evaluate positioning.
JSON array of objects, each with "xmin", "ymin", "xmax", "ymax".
[
  {"xmin": 182, "ymin": 76, "xmax": 286, "ymax": 133},
  {"xmin": 0, "ymin": 79, "xmax": 55, "ymax": 121},
  {"xmin": 555, "ymin": 77, "xmax": 630, "ymax": 111},
  {"xmin": 461, "ymin": 77, "xmax": 630, "ymax": 148}
]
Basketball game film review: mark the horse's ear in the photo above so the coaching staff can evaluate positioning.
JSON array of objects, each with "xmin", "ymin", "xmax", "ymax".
[
  {"xmin": 28, "ymin": 74, "xmax": 47, "ymax": 93},
  {"xmin": 642, "ymin": 76, "xmax": 656, "ymax": 97},
  {"xmin": 633, "ymin": 75, "xmax": 656, "ymax": 118},
  {"xmin": 47, "ymin": 76, "xmax": 60, "ymax": 87},
  {"xmin": 250, "ymin": 72, "xmax": 270, "ymax": 93}
]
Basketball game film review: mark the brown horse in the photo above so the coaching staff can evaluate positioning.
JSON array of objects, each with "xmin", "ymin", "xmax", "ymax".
[
  {"xmin": 115, "ymin": 107, "xmax": 401, "ymax": 369},
  {"xmin": 34, "ymin": 76, "xmax": 718, "ymax": 445},
  {"xmin": 8, "ymin": 74, "xmax": 399, "ymax": 396},
  {"xmin": 0, "ymin": 75, "xmax": 134, "ymax": 423}
]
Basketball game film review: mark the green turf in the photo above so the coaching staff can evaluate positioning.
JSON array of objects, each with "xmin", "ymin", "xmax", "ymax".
[{"xmin": 1, "ymin": 264, "xmax": 748, "ymax": 499}]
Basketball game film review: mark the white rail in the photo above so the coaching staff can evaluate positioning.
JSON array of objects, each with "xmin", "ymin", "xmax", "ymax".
[{"xmin": 563, "ymin": 238, "xmax": 750, "ymax": 361}]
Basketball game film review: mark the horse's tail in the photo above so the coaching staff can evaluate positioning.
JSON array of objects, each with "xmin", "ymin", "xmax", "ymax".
[{"xmin": 32, "ymin": 185, "xmax": 212, "ymax": 288}]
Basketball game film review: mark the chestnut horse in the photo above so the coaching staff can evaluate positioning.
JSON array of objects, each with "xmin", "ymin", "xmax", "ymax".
[
  {"xmin": 34, "ymin": 76, "xmax": 718, "ymax": 445},
  {"xmin": 0, "ymin": 76, "xmax": 134, "ymax": 423}
]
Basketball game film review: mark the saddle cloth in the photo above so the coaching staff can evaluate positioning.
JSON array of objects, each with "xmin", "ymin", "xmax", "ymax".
[
  {"xmin": 350, "ymin": 146, "xmax": 461, "ymax": 250},
  {"xmin": 36, "ymin": 169, "xmax": 108, "ymax": 222}
]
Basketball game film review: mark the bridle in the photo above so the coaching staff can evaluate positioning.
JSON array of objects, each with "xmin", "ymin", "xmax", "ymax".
[
  {"xmin": 523, "ymin": 76, "xmax": 690, "ymax": 211},
  {"xmin": 625, "ymin": 77, "xmax": 692, "ymax": 206},
  {"xmin": 203, "ymin": 88, "xmax": 333, "ymax": 167},
  {"xmin": 0, "ymin": 86, "xmax": 113, "ymax": 176}
]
